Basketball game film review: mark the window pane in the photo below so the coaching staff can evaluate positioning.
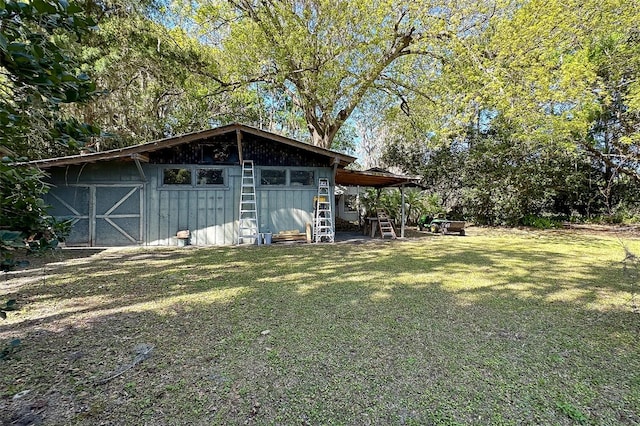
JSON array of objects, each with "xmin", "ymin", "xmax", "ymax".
[
  {"xmin": 200, "ymin": 143, "xmax": 239, "ymax": 164},
  {"xmin": 163, "ymin": 168, "xmax": 192, "ymax": 185},
  {"xmin": 261, "ymin": 169, "xmax": 286, "ymax": 185},
  {"xmin": 290, "ymin": 170, "xmax": 314, "ymax": 186},
  {"xmin": 345, "ymin": 194, "xmax": 358, "ymax": 212},
  {"xmin": 197, "ymin": 169, "xmax": 224, "ymax": 185}
]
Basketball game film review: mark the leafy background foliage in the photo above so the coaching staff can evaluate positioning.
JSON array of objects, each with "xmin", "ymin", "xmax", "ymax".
[
  {"xmin": 0, "ymin": 0, "xmax": 100, "ymax": 158},
  {"xmin": 1, "ymin": 0, "xmax": 640, "ymax": 243}
]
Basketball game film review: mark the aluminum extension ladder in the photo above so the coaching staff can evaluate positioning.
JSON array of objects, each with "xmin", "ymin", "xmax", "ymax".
[
  {"xmin": 314, "ymin": 178, "xmax": 334, "ymax": 243},
  {"xmin": 238, "ymin": 160, "xmax": 259, "ymax": 244}
]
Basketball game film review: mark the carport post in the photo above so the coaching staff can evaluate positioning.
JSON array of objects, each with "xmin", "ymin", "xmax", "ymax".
[{"xmin": 400, "ymin": 184, "xmax": 405, "ymax": 238}]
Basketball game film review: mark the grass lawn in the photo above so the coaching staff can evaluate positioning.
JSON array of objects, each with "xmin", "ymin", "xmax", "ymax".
[{"xmin": 1, "ymin": 227, "xmax": 639, "ymax": 425}]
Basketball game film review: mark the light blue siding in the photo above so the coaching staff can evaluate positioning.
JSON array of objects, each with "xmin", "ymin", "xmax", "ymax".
[
  {"xmin": 45, "ymin": 163, "xmax": 144, "ymax": 246},
  {"xmin": 45, "ymin": 162, "xmax": 334, "ymax": 246}
]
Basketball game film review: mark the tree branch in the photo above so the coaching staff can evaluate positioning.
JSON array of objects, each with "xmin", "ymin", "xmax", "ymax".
[{"xmin": 581, "ymin": 141, "xmax": 640, "ymax": 184}]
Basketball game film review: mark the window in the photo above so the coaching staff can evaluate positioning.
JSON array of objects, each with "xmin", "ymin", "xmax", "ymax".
[
  {"xmin": 261, "ymin": 169, "xmax": 286, "ymax": 185},
  {"xmin": 162, "ymin": 167, "xmax": 229, "ymax": 189},
  {"xmin": 290, "ymin": 170, "xmax": 314, "ymax": 186},
  {"xmin": 200, "ymin": 143, "xmax": 239, "ymax": 164},
  {"xmin": 163, "ymin": 168, "xmax": 192, "ymax": 185},
  {"xmin": 345, "ymin": 194, "xmax": 358, "ymax": 212},
  {"xmin": 197, "ymin": 169, "xmax": 224, "ymax": 185}
]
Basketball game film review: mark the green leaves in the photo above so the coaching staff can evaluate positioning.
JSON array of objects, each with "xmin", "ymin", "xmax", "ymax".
[
  {"xmin": 0, "ymin": 0, "xmax": 100, "ymax": 158},
  {"xmin": 383, "ymin": 0, "xmax": 640, "ymax": 222},
  {"xmin": 32, "ymin": 0, "xmax": 58, "ymax": 14},
  {"xmin": 176, "ymin": 0, "xmax": 472, "ymax": 148},
  {"xmin": 0, "ymin": 162, "xmax": 51, "ymax": 233},
  {"xmin": 0, "ymin": 161, "xmax": 71, "ymax": 272}
]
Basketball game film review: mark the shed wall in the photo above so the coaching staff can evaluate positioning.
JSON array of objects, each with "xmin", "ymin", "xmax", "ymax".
[
  {"xmin": 44, "ymin": 160, "xmax": 335, "ymax": 247},
  {"xmin": 146, "ymin": 164, "xmax": 332, "ymax": 246}
]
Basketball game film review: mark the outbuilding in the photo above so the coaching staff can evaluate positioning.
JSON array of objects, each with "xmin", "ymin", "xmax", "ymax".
[{"xmin": 29, "ymin": 123, "xmax": 356, "ymax": 247}]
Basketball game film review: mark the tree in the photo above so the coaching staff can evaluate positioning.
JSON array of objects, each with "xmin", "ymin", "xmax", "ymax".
[
  {"xmin": 171, "ymin": 0, "xmax": 493, "ymax": 149},
  {"xmin": 1, "ymin": 0, "xmax": 96, "ymax": 268},
  {"xmin": 61, "ymin": 0, "xmax": 322, "ymax": 151},
  {"xmin": 480, "ymin": 0, "xmax": 640, "ymax": 185},
  {"xmin": 384, "ymin": 117, "xmax": 605, "ymax": 225},
  {"xmin": 0, "ymin": 0, "xmax": 100, "ymax": 159},
  {"xmin": 68, "ymin": 1, "xmax": 234, "ymax": 149},
  {"xmin": 583, "ymin": 29, "xmax": 640, "ymax": 194},
  {"xmin": 382, "ymin": 0, "xmax": 640, "ymax": 221}
]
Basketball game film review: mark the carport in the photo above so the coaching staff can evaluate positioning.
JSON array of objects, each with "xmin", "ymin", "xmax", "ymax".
[{"xmin": 334, "ymin": 167, "xmax": 421, "ymax": 238}]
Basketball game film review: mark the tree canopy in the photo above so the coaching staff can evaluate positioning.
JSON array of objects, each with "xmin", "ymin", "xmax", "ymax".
[
  {"xmin": 168, "ymin": 0, "xmax": 495, "ymax": 149},
  {"xmin": 380, "ymin": 0, "xmax": 640, "ymax": 223},
  {"xmin": 1, "ymin": 0, "xmax": 639, "ymax": 223},
  {"xmin": 0, "ymin": 0, "xmax": 99, "ymax": 158},
  {"xmin": 1, "ymin": 0, "xmax": 100, "ymax": 268}
]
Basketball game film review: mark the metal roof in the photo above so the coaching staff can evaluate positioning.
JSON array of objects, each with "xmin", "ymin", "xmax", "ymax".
[{"xmin": 25, "ymin": 123, "xmax": 357, "ymax": 169}]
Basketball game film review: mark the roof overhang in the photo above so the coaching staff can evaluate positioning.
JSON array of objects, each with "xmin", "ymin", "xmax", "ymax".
[
  {"xmin": 23, "ymin": 123, "xmax": 357, "ymax": 169},
  {"xmin": 335, "ymin": 168, "xmax": 421, "ymax": 188}
]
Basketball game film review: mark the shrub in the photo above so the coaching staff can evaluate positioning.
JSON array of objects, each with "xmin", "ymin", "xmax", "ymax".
[
  {"xmin": 521, "ymin": 214, "xmax": 563, "ymax": 229},
  {"xmin": 0, "ymin": 161, "xmax": 71, "ymax": 271}
]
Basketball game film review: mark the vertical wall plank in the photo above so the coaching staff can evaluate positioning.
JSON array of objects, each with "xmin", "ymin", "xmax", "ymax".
[{"xmin": 143, "ymin": 164, "xmax": 334, "ymax": 246}]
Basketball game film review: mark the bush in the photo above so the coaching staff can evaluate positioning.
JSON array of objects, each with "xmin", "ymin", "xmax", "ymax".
[
  {"xmin": 521, "ymin": 214, "xmax": 563, "ymax": 229},
  {"xmin": 0, "ymin": 161, "xmax": 71, "ymax": 271},
  {"xmin": 358, "ymin": 188, "xmax": 446, "ymax": 225}
]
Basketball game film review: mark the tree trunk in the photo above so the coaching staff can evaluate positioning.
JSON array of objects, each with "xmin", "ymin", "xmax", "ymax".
[{"xmin": 306, "ymin": 118, "xmax": 341, "ymax": 149}]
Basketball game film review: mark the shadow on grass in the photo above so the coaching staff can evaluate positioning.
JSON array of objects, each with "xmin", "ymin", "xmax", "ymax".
[
  {"xmin": 1, "ymin": 236, "xmax": 639, "ymax": 424},
  {"xmin": 1, "ymin": 238, "xmax": 636, "ymax": 333}
]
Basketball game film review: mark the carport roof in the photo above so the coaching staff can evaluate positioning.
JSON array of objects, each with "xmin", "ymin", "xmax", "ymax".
[{"xmin": 335, "ymin": 167, "xmax": 421, "ymax": 188}]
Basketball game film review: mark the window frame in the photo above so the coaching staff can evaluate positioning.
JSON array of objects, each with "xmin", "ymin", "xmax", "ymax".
[
  {"xmin": 160, "ymin": 166, "xmax": 229, "ymax": 189},
  {"xmin": 196, "ymin": 168, "xmax": 226, "ymax": 186},
  {"xmin": 260, "ymin": 168, "xmax": 287, "ymax": 186},
  {"xmin": 258, "ymin": 167, "xmax": 319, "ymax": 188}
]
